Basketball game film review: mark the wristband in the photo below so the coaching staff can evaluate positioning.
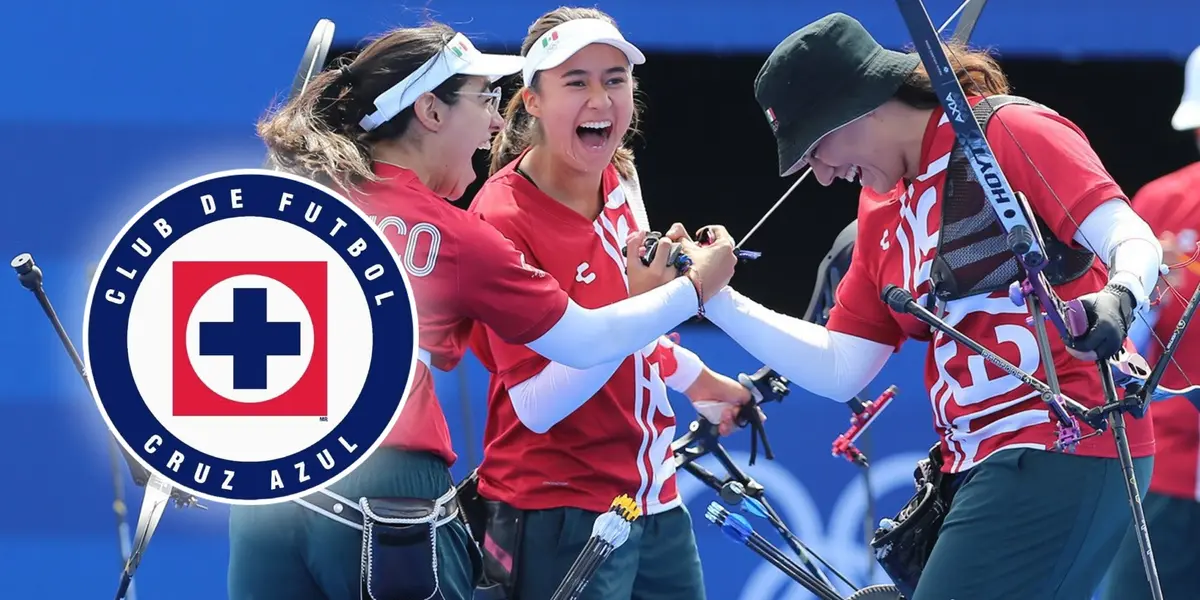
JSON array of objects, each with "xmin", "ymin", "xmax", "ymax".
[{"xmin": 687, "ymin": 269, "xmax": 705, "ymax": 319}]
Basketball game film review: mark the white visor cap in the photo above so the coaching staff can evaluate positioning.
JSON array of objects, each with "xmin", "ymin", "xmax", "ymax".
[
  {"xmin": 1172, "ymin": 45, "xmax": 1200, "ymax": 131},
  {"xmin": 521, "ymin": 18, "xmax": 646, "ymax": 87},
  {"xmin": 359, "ymin": 33, "xmax": 524, "ymax": 132}
]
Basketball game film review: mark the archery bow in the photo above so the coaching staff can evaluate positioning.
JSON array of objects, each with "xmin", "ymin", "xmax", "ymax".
[
  {"xmin": 890, "ymin": 2, "xmax": 1200, "ymax": 598},
  {"xmin": 113, "ymin": 19, "xmax": 336, "ymax": 600}
]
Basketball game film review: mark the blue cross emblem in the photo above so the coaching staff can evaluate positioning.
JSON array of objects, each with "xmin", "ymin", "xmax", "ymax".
[{"xmin": 199, "ymin": 287, "xmax": 302, "ymax": 390}]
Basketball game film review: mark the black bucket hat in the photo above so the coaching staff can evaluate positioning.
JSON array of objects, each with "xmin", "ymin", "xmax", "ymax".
[{"xmin": 755, "ymin": 13, "xmax": 921, "ymax": 177}]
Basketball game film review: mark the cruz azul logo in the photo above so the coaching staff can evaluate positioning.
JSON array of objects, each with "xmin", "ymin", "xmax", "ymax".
[{"xmin": 83, "ymin": 169, "xmax": 419, "ymax": 504}]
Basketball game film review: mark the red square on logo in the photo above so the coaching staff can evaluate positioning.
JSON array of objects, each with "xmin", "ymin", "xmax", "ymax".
[{"xmin": 172, "ymin": 261, "xmax": 328, "ymax": 417}]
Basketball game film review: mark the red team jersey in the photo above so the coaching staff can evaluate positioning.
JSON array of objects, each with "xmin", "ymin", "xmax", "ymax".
[
  {"xmin": 467, "ymin": 156, "xmax": 683, "ymax": 515},
  {"xmin": 1130, "ymin": 162, "xmax": 1200, "ymax": 501},
  {"xmin": 349, "ymin": 163, "xmax": 569, "ymax": 466},
  {"xmin": 827, "ymin": 98, "xmax": 1155, "ymax": 472}
]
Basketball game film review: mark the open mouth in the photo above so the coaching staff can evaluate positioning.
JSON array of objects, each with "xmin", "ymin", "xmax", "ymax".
[{"xmin": 576, "ymin": 120, "xmax": 613, "ymax": 149}]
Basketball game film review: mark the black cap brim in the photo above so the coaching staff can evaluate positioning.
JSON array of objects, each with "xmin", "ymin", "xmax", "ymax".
[{"xmin": 772, "ymin": 49, "xmax": 921, "ymax": 177}]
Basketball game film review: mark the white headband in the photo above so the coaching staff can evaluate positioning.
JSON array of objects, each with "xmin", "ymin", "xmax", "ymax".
[
  {"xmin": 359, "ymin": 33, "xmax": 524, "ymax": 132},
  {"xmin": 521, "ymin": 18, "xmax": 646, "ymax": 87}
]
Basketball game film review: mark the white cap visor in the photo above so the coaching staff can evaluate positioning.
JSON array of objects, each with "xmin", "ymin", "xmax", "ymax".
[
  {"xmin": 360, "ymin": 33, "xmax": 523, "ymax": 132},
  {"xmin": 1173, "ymin": 100, "xmax": 1200, "ymax": 132},
  {"xmin": 522, "ymin": 19, "xmax": 645, "ymax": 87},
  {"xmin": 1172, "ymin": 45, "xmax": 1200, "ymax": 131},
  {"xmin": 459, "ymin": 52, "xmax": 525, "ymax": 80}
]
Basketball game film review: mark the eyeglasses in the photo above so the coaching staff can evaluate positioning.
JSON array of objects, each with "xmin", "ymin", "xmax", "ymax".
[{"xmin": 455, "ymin": 86, "xmax": 503, "ymax": 114}]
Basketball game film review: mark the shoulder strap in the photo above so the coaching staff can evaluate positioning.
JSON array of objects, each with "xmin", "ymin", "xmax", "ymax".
[
  {"xmin": 970, "ymin": 94, "xmax": 1045, "ymax": 124},
  {"xmin": 932, "ymin": 94, "xmax": 1093, "ymax": 303}
]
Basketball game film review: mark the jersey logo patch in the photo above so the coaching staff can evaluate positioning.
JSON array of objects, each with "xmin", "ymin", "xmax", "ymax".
[
  {"xmin": 83, "ymin": 169, "xmax": 420, "ymax": 504},
  {"xmin": 575, "ymin": 262, "xmax": 596, "ymax": 284}
]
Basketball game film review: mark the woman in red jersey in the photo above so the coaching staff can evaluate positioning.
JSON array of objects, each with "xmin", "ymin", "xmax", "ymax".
[
  {"xmin": 465, "ymin": 8, "xmax": 749, "ymax": 599},
  {"xmin": 701, "ymin": 13, "xmax": 1166, "ymax": 600},
  {"xmin": 232, "ymin": 22, "xmax": 737, "ymax": 600},
  {"xmin": 1102, "ymin": 44, "xmax": 1200, "ymax": 600}
]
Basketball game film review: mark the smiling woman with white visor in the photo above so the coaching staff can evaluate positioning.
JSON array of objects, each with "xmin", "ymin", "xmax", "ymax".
[
  {"xmin": 235, "ymin": 20, "xmax": 739, "ymax": 600},
  {"xmin": 463, "ymin": 7, "xmax": 745, "ymax": 600}
]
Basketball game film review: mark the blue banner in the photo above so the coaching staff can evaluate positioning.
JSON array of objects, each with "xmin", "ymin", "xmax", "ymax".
[{"xmin": 4, "ymin": 1, "xmax": 1197, "ymax": 125}]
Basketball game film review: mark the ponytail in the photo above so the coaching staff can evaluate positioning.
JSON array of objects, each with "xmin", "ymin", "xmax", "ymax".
[
  {"xmin": 489, "ymin": 90, "xmax": 535, "ymax": 175},
  {"xmin": 257, "ymin": 23, "xmax": 473, "ymax": 193},
  {"xmin": 894, "ymin": 41, "xmax": 1011, "ymax": 109},
  {"xmin": 258, "ymin": 64, "xmax": 376, "ymax": 192},
  {"xmin": 612, "ymin": 145, "xmax": 636, "ymax": 181}
]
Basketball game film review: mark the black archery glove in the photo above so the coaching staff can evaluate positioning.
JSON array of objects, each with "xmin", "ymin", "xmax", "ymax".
[{"xmin": 1070, "ymin": 283, "xmax": 1137, "ymax": 361}]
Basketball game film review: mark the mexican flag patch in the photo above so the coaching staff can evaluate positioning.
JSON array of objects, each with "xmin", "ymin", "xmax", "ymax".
[
  {"xmin": 541, "ymin": 30, "xmax": 560, "ymax": 48},
  {"xmin": 765, "ymin": 107, "xmax": 779, "ymax": 132}
]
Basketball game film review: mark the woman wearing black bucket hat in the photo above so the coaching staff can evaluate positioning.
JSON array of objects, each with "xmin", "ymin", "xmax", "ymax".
[{"xmin": 699, "ymin": 12, "xmax": 1168, "ymax": 600}]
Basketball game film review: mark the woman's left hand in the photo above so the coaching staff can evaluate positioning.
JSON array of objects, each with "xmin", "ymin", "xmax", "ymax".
[
  {"xmin": 684, "ymin": 370, "xmax": 756, "ymax": 436},
  {"xmin": 1065, "ymin": 283, "xmax": 1137, "ymax": 362}
]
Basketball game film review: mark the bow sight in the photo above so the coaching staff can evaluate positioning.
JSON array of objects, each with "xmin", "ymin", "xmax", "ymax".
[
  {"xmin": 671, "ymin": 365, "xmax": 868, "ymax": 597},
  {"xmin": 671, "ymin": 218, "xmax": 905, "ymax": 599}
]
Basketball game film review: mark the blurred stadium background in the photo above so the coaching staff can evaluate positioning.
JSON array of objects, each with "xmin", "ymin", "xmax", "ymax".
[{"xmin": 2, "ymin": 1, "xmax": 1197, "ymax": 598}]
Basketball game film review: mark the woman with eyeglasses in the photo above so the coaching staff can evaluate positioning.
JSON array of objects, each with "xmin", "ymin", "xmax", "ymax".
[
  {"xmin": 463, "ymin": 8, "xmax": 746, "ymax": 599},
  {"xmin": 231, "ymin": 22, "xmax": 738, "ymax": 600}
]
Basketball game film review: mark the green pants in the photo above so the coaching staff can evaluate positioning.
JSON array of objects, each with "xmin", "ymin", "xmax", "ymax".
[
  {"xmin": 227, "ymin": 449, "xmax": 477, "ymax": 600},
  {"xmin": 514, "ymin": 504, "xmax": 705, "ymax": 600},
  {"xmin": 911, "ymin": 448, "xmax": 1153, "ymax": 600},
  {"xmin": 1099, "ymin": 491, "xmax": 1200, "ymax": 599}
]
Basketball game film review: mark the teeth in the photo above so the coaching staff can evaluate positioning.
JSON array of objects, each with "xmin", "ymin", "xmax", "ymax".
[
  {"xmin": 579, "ymin": 121, "xmax": 612, "ymax": 129},
  {"xmin": 844, "ymin": 165, "xmax": 860, "ymax": 182}
]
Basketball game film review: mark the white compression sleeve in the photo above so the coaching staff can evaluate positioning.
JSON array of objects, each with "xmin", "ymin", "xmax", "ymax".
[
  {"xmin": 704, "ymin": 287, "xmax": 894, "ymax": 400},
  {"xmin": 526, "ymin": 277, "xmax": 699, "ymax": 370},
  {"xmin": 509, "ymin": 335, "xmax": 703, "ymax": 433},
  {"xmin": 1073, "ymin": 198, "xmax": 1163, "ymax": 308},
  {"xmin": 508, "ymin": 359, "xmax": 623, "ymax": 434}
]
